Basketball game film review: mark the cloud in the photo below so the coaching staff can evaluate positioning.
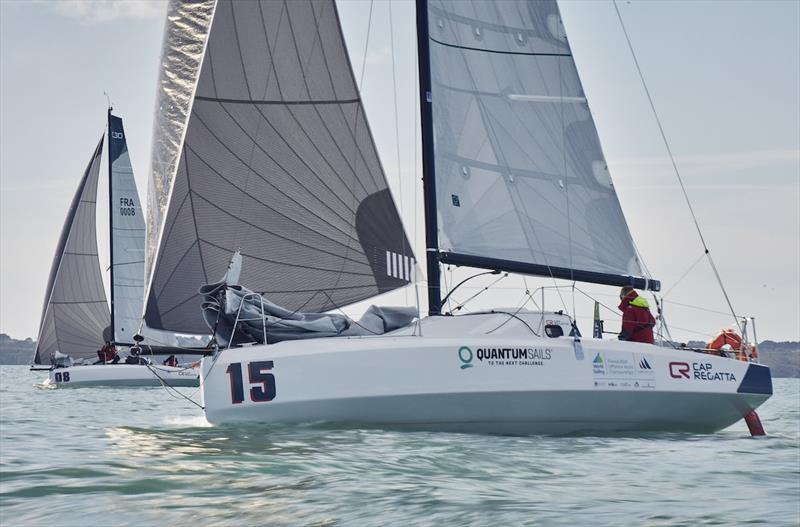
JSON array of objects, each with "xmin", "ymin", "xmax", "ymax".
[{"xmin": 38, "ymin": 0, "xmax": 166, "ymax": 24}]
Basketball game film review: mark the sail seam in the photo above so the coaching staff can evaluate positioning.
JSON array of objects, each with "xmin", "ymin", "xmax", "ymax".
[
  {"xmin": 183, "ymin": 149, "xmax": 209, "ymax": 284},
  {"xmin": 152, "ymin": 240, "xmax": 202, "ymax": 310},
  {"xmin": 281, "ymin": 0, "xmax": 381, "ymax": 200},
  {"xmin": 257, "ymin": 284, "xmax": 379, "ymax": 294},
  {"xmin": 184, "ymin": 142, "xmax": 363, "ymax": 249},
  {"xmin": 190, "ymin": 109, "xmax": 361, "ymax": 235},
  {"xmin": 190, "ymin": 192, "xmax": 370, "ymax": 268},
  {"xmin": 111, "ymin": 261, "xmax": 146, "ymax": 267},
  {"xmin": 49, "ymin": 300, "xmax": 109, "ymax": 305},
  {"xmin": 430, "ymin": 37, "xmax": 572, "ymax": 57},
  {"xmin": 200, "ymin": 239, "xmax": 373, "ymax": 276},
  {"xmin": 281, "ymin": 104, "xmax": 371, "ymax": 199},
  {"xmin": 248, "ymin": 103, "xmax": 362, "ymax": 215}
]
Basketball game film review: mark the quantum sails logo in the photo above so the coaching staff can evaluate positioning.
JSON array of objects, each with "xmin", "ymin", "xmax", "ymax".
[{"xmin": 458, "ymin": 346, "xmax": 551, "ymax": 369}]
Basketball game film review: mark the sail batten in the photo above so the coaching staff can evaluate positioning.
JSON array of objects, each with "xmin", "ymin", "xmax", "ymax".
[
  {"xmin": 146, "ymin": 0, "xmax": 416, "ymax": 334},
  {"xmin": 426, "ymin": 0, "xmax": 658, "ymax": 291}
]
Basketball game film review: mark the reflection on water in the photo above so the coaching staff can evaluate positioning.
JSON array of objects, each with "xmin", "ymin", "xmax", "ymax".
[{"xmin": 1, "ymin": 367, "xmax": 798, "ymax": 526}]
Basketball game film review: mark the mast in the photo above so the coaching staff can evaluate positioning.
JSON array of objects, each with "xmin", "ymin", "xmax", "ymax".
[
  {"xmin": 107, "ymin": 108, "xmax": 115, "ymax": 343},
  {"xmin": 415, "ymin": 0, "xmax": 442, "ymax": 316}
]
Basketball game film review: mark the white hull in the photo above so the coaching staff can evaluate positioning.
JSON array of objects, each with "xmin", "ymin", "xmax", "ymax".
[
  {"xmin": 200, "ymin": 313, "xmax": 772, "ymax": 435},
  {"xmin": 42, "ymin": 364, "xmax": 199, "ymax": 388}
]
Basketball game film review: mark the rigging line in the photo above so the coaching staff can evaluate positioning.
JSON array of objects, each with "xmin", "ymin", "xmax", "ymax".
[
  {"xmin": 228, "ymin": 0, "xmax": 261, "ymax": 253},
  {"xmin": 661, "ymin": 323, "xmax": 718, "ymax": 339},
  {"xmin": 486, "ymin": 291, "xmax": 540, "ymax": 336},
  {"xmin": 574, "ymin": 287, "xmax": 619, "ymax": 318},
  {"xmin": 555, "ymin": 12, "xmax": 577, "ymax": 318},
  {"xmin": 388, "ymin": 0, "xmax": 407, "ymax": 305},
  {"xmin": 145, "ymin": 362, "xmax": 204, "ymax": 410},
  {"xmin": 663, "ymin": 299, "xmax": 745, "ymax": 318},
  {"xmin": 319, "ymin": 291, "xmax": 381, "ymax": 335},
  {"xmin": 612, "ymin": 0, "xmax": 741, "ymax": 333},
  {"xmin": 442, "ymin": 265, "xmax": 453, "ymax": 313},
  {"xmin": 413, "ymin": 36, "xmax": 419, "ymax": 274},
  {"xmin": 662, "ymin": 252, "xmax": 706, "ymax": 298},
  {"xmin": 329, "ymin": 0, "xmax": 374, "ymax": 296},
  {"xmin": 448, "ymin": 273, "xmax": 509, "ymax": 314}
]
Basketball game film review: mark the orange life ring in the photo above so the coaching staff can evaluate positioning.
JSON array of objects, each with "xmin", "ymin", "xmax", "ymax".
[{"xmin": 707, "ymin": 329, "xmax": 747, "ymax": 361}]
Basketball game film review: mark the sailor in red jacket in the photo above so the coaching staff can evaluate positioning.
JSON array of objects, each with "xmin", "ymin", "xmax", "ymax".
[
  {"xmin": 95, "ymin": 341, "xmax": 119, "ymax": 364},
  {"xmin": 618, "ymin": 286, "xmax": 656, "ymax": 344}
]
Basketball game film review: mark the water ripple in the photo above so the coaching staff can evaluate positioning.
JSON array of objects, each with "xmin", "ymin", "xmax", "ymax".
[{"xmin": 1, "ymin": 367, "xmax": 798, "ymax": 526}]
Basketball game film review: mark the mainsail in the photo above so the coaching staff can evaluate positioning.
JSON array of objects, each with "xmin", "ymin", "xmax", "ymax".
[
  {"xmin": 33, "ymin": 139, "xmax": 110, "ymax": 364},
  {"xmin": 424, "ymin": 0, "xmax": 657, "ymax": 290},
  {"xmin": 145, "ymin": 0, "xmax": 416, "ymax": 334},
  {"xmin": 108, "ymin": 113, "xmax": 146, "ymax": 345}
]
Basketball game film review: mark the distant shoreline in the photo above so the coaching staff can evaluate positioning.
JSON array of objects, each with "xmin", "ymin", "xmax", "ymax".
[{"xmin": 2, "ymin": 332, "xmax": 798, "ymax": 377}]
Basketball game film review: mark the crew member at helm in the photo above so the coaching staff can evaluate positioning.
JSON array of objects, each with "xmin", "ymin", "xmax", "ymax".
[{"xmin": 618, "ymin": 286, "xmax": 655, "ymax": 344}]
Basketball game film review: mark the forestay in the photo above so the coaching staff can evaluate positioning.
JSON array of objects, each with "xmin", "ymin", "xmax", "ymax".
[
  {"xmin": 109, "ymin": 114, "xmax": 146, "ymax": 345},
  {"xmin": 34, "ymin": 139, "xmax": 110, "ymax": 365},
  {"xmin": 427, "ymin": 0, "xmax": 652, "ymax": 286},
  {"xmin": 145, "ymin": 0, "xmax": 416, "ymax": 335}
]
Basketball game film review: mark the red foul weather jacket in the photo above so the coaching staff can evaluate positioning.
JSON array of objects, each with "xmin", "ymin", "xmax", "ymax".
[{"xmin": 618, "ymin": 291, "xmax": 656, "ymax": 344}]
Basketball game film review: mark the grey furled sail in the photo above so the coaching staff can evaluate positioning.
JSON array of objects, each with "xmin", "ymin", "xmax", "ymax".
[
  {"xmin": 109, "ymin": 113, "xmax": 146, "ymax": 345},
  {"xmin": 33, "ymin": 138, "xmax": 110, "ymax": 365},
  {"xmin": 426, "ymin": 0, "xmax": 656, "ymax": 290},
  {"xmin": 145, "ymin": 0, "xmax": 416, "ymax": 335}
]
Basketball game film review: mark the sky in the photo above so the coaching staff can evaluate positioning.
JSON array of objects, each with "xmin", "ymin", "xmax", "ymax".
[{"xmin": 0, "ymin": 0, "xmax": 798, "ymax": 344}]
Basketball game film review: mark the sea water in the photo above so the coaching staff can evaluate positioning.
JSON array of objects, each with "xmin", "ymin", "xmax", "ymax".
[{"xmin": 1, "ymin": 366, "xmax": 798, "ymax": 526}]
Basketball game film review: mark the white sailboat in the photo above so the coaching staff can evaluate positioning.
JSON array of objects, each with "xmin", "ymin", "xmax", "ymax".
[
  {"xmin": 32, "ymin": 110, "xmax": 199, "ymax": 387},
  {"xmin": 142, "ymin": 0, "xmax": 771, "ymax": 433}
]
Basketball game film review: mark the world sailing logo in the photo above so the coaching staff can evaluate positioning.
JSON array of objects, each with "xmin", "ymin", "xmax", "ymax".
[
  {"xmin": 638, "ymin": 357, "xmax": 653, "ymax": 370},
  {"xmin": 592, "ymin": 352, "xmax": 605, "ymax": 375},
  {"xmin": 458, "ymin": 346, "xmax": 473, "ymax": 369}
]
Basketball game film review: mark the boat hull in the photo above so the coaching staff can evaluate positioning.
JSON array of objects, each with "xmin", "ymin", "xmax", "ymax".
[
  {"xmin": 43, "ymin": 364, "xmax": 199, "ymax": 388},
  {"xmin": 200, "ymin": 330, "xmax": 772, "ymax": 435}
]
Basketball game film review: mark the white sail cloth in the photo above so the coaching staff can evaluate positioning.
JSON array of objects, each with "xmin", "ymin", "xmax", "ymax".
[
  {"xmin": 109, "ymin": 114, "xmax": 146, "ymax": 345},
  {"xmin": 428, "ymin": 0, "xmax": 644, "ymax": 278}
]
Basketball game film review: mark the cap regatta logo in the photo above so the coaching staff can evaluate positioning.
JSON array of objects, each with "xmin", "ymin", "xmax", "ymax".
[
  {"xmin": 669, "ymin": 361, "xmax": 736, "ymax": 382},
  {"xmin": 458, "ymin": 347, "xmax": 474, "ymax": 369},
  {"xmin": 669, "ymin": 362, "xmax": 690, "ymax": 379}
]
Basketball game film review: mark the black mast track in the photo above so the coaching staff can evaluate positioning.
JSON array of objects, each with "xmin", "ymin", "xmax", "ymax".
[
  {"xmin": 440, "ymin": 252, "xmax": 661, "ymax": 292},
  {"xmin": 415, "ymin": 0, "xmax": 442, "ymax": 316},
  {"xmin": 107, "ymin": 109, "xmax": 116, "ymax": 344}
]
